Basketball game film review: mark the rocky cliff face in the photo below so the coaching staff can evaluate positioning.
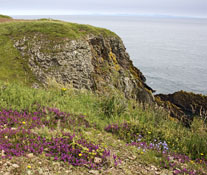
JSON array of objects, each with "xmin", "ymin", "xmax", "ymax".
[{"xmin": 14, "ymin": 34, "xmax": 154, "ymax": 103}]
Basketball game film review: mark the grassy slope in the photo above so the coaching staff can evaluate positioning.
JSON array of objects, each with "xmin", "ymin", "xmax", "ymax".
[
  {"xmin": 0, "ymin": 81, "xmax": 207, "ymax": 174},
  {"xmin": 0, "ymin": 14, "xmax": 13, "ymax": 19},
  {"xmin": 0, "ymin": 19, "xmax": 117, "ymax": 85}
]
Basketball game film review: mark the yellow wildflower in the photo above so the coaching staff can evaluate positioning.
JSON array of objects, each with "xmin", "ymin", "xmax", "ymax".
[
  {"xmin": 148, "ymin": 131, "xmax": 151, "ymax": 134},
  {"xmin": 200, "ymin": 153, "xmax": 204, "ymax": 156},
  {"xmin": 27, "ymin": 165, "xmax": 31, "ymax": 169},
  {"xmin": 22, "ymin": 121, "xmax": 26, "ymax": 125},
  {"xmin": 61, "ymin": 88, "xmax": 67, "ymax": 91},
  {"xmin": 78, "ymin": 153, "xmax": 82, "ymax": 157}
]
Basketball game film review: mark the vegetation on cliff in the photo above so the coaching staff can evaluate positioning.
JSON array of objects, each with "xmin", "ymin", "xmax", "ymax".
[{"xmin": 0, "ymin": 14, "xmax": 13, "ymax": 19}]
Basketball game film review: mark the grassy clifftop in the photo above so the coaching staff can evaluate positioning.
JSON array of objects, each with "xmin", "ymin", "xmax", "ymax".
[
  {"xmin": 0, "ymin": 18, "xmax": 117, "ymax": 85},
  {"xmin": 0, "ymin": 14, "xmax": 13, "ymax": 19},
  {"xmin": 0, "ymin": 18, "xmax": 117, "ymax": 39}
]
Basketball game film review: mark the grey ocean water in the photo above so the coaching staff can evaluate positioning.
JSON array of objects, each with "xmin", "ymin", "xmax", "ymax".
[{"xmin": 13, "ymin": 15, "xmax": 207, "ymax": 94}]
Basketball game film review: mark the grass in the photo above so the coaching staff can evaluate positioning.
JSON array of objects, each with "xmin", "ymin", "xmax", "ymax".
[
  {"xmin": 0, "ymin": 14, "xmax": 12, "ymax": 19},
  {"xmin": 0, "ymin": 81, "xmax": 207, "ymax": 174},
  {"xmin": 0, "ymin": 20, "xmax": 117, "ymax": 40},
  {"xmin": 0, "ymin": 18, "xmax": 118, "ymax": 85},
  {"xmin": 0, "ymin": 35, "xmax": 37, "ymax": 85}
]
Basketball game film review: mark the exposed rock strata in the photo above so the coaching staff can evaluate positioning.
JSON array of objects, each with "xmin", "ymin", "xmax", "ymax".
[{"xmin": 14, "ymin": 34, "xmax": 154, "ymax": 103}]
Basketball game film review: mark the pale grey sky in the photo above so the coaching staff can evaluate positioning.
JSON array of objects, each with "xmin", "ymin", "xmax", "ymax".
[{"xmin": 0, "ymin": 0, "xmax": 207, "ymax": 18}]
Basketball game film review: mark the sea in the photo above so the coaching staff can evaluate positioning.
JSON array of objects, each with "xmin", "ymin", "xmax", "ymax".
[{"xmin": 13, "ymin": 15, "xmax": 207, "ymax": 95}]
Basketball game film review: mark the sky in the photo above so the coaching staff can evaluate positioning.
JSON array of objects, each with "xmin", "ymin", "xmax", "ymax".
[{"xmin": 0, "ymin": 0, "xmax": 207, "ymax": 18}]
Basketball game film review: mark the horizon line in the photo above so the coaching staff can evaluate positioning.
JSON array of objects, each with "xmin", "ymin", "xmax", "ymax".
[{"xmin": 9, "ymin": 13, "xmax": 207, "ymax": 20}]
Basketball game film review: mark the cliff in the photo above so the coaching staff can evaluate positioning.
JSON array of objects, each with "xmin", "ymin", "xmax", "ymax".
[{"xmin": 0, "ymin": 19, "xmax": 154, "ymax": 103}]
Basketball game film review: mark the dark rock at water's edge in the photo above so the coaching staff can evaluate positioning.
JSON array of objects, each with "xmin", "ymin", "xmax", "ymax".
[{"xmin": 155, "ymin": 91, "xmax": 207, "ymax": 125}]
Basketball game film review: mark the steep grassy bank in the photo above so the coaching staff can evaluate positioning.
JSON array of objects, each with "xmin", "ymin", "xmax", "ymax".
[{"xmin": 0, "ymin": 82, "xmax": 207, "ymax": 174}]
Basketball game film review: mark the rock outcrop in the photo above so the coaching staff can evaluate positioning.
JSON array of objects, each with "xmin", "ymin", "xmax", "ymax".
[
  {"xmin": 13, "ymin": 33, "xmax": 154, "ymax": 103},
  {"xmin": 156, "ymin": 91, "xmax": 207, "ymax": 125}
]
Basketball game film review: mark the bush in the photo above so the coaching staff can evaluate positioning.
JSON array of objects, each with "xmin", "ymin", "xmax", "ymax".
[{"xmin": 99, "ymin": 96, "xmax": 127, "ymax": 118}]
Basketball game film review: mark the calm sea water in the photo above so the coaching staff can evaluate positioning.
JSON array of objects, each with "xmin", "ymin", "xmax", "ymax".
[{"xmin": 13, "ymin": 15, "xmax": 207, "ymax": 95}]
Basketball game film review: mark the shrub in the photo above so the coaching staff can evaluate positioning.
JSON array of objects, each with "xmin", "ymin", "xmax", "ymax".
[{"xmin": 99, "ymin": 96, "xmax": 127, "ymax": 118}]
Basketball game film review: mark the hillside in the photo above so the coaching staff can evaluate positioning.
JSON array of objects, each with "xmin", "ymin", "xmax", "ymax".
[{"xmin": 0, "ymin": 16, "xmax": 207, "ymax": 174}]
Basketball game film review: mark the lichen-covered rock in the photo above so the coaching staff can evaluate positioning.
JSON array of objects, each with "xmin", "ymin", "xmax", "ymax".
[{"xmin": 14, "ymin": 34, "xmax": 154, "ymax": 103}]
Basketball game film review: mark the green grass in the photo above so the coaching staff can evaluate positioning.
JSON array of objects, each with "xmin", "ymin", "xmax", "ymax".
[
  {"xmin": 0, "ymin": 81, "xmax": 207, "ymax": 173},
  {"xmin": 0, "ymin": 35, "xmax": 37, "ymax": 84},
  {"xmin": 1, "ymin": 81, "xmax": 207, "ymax": 157},
  {"xmin": 0, "ymin": 19, "xmax": 118, "ymax": 85},
  {"xmin": 1, "ymin": 20, "xmax": 117, "ymax": 40},
  {"xmin": 0, "ymin": 14, "xmax": 12, "ymax": 19}
]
